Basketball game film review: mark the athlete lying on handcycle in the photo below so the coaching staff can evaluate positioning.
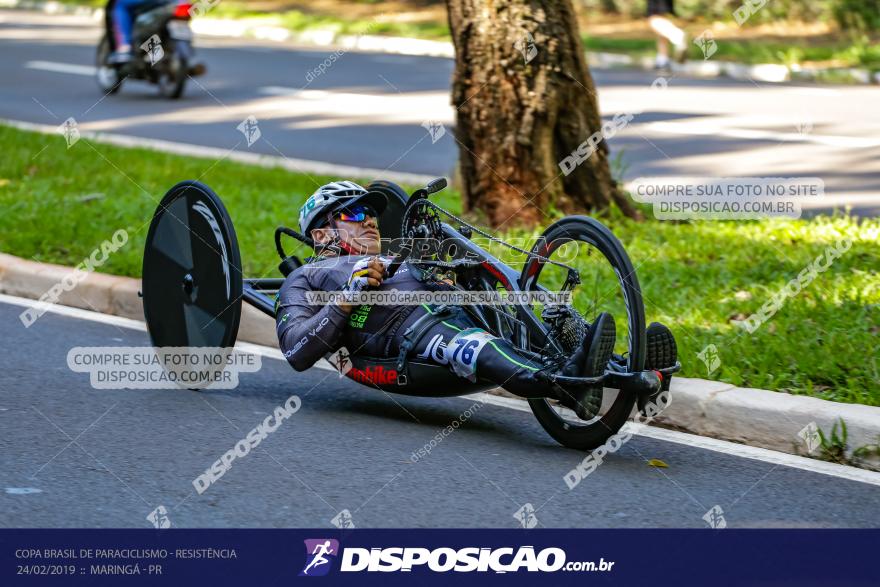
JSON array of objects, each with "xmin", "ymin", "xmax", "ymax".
[{"xmin": 275, "ymin": 181, "xmax": 677, "ymax": 421}]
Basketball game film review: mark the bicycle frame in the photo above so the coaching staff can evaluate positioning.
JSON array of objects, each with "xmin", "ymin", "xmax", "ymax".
[
  {"xmin": 240, "ymin": 192, "xmax": 669, "ymax": 399},
  {"xmin": 143, "ymin": 178, "xmax": 679, "ymax": 450}
]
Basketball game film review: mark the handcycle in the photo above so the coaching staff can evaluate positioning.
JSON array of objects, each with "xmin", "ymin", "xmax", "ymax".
[{"xmin": 141, "ymin": 178, "xmax": 679, "ymax": 450}]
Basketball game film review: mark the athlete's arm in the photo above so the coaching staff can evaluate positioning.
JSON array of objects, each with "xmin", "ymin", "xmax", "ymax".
[
  {"xmin": 276, "ymin": 257, "xmax": 387, "ymax": 371},
  {"xmin": 276, "ymin": 270, "xmax": 351, "ymax": 372}
]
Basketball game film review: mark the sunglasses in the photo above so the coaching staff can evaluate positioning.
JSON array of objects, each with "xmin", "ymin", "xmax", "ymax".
[{"xmin": 335, "ymin": 205, "xmax": 378, "ymax": 223}]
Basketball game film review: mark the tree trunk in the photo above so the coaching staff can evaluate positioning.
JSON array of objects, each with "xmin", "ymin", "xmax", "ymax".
[{"xmin": 445, "ymin": 0, "xmax": 637, "ymax": 227}]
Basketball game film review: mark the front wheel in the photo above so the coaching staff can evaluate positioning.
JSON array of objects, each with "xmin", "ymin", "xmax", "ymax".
[
  {"xmin": 520, "ymin": 216, "xmax": 646, "ymax": 450},
  {"xmin": 95, "ymin": 35, "xmax": 123, "ymax": 95}
]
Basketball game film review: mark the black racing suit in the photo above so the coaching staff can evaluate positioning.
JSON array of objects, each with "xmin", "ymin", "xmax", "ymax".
[{"xmin": 275, "ymin": 255, "xmax": 557, "ymax": 399}]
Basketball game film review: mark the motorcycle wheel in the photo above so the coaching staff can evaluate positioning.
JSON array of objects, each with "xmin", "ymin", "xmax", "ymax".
[
  {"xmin": 95, "ymin": 35, "xmax": 123, "ymax": 95},
  {"xmin": 520, "ymin": 216, "xmax": 646, "ymax": 451},
  {"xmin": 157, "ymin": 51, "xmax": 187, "ymax": 99}
]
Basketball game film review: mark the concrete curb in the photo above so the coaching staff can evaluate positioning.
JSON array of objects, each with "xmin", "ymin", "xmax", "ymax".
[
  {"xmin": 2, "ymin": 252, "xmax": 878, "ymax": 469},
  {"xmin": 652, "ymin": 379, "xmax": 880, "ymax": 469},
  {"xmin": 2, "ymin": 0, "xmax": 876, "ymax": 85},
  {"xmin": 587, "ymin": 52, "xmax": 877, "ymax": 85},
  {"xmin": 0, "ymin": 252, "xmax": 280, "ymax": 347}
]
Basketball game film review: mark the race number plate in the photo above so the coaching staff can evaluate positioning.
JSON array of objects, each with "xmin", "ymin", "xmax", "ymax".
[
  {"xmin": 446, "ymin": 328, "xmax": 496, "ymax": 382},
  {"xmin": 167, "ymin": 20, "xmax": 193, "ymax": 41}
]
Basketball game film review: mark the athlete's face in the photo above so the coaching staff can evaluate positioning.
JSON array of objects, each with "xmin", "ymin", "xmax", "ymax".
[{"xmin": 311, "ymin": 205, "xmax": 381, "ymax": 255}]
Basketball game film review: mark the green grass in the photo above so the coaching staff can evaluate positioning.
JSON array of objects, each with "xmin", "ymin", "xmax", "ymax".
[
  {"xmin": 1, "ymin": 124, "xmax": 878, "ymax": 405},
  {"xmin": 218, "ymin": 6, "xmax": 880, "ymax": 70},
  {"xmin": 191, "ymin": 4, "xmax": 451, "ymax": 40},
  {"xmin": 270, "ymin": 9, "xmax": 450, "ymax": 40},
  {"xmin": 52, "ymin": 0, "xmax": 104, "ymax": 7}
]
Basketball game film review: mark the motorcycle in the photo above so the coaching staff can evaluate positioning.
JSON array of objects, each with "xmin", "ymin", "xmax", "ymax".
[{"xmin": 96, "ymin": 0, "xmax": 205, "ymax": 99}]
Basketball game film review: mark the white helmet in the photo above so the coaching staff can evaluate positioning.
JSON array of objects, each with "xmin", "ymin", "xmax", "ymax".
[{"xmin": 298, "ymin": 181, "xmax": 388, "ymax": 236}]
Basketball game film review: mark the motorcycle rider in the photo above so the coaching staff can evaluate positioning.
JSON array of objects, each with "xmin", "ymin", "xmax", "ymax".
[
  {"xmin": 274, "ymin": 181, "xmax": 632, "ymax": 420},
  {"xmin": 105, "ymin": 0, "xmax": 147, "ymax": 64},
  {"xmin": 103, "ymin": 0, "xmax": 206, "ymax": 76}
]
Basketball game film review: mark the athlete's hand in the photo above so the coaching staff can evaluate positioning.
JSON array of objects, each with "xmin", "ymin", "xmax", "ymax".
[
  {"xmin": 361, "ymin": 257, "xmax": 387, "ymax": 288},
  {"xmin": 337, "ymin": 257, "xmax": 387, "ymax": 313}
]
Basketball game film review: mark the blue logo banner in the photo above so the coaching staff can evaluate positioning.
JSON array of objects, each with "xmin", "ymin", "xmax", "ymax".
[{"xmin": 2, "ymin": 529, "xmax": 877, "ymax": 586}]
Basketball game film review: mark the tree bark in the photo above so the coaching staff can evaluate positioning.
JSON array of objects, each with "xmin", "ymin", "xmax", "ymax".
[{"xmin": 445, "ymin": 0, "xmax": 637, "ymax": 228}]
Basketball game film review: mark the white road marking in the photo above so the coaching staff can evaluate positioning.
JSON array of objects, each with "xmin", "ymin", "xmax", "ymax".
[
  {"xmin": 258, "ymin": 86, "xmax": 455, "ymax": 124},
  {"xmin": 3, "ymin": 292, "xmax": 880, "ymax": 488},
  {"xmin": 0, "ymin": 293, "xmax": 147, "ymax": 331},
  {"xmin": 469, "ymin": 392, "xmax": 880, "ymax": 488},
  {"xmin": 786, "ymin": 87, "xmax": 842, "ymax": 97},
  {"xmin": 5, "ymin": 487, "xmax": 43, "ymax": 495},
  {"xmin": 642, "ymin": 120, "xmax": 880, "ymax": 149},
  {"xmin": 25, "ymin": 60, "xmax": 96, "ymax": 76}
]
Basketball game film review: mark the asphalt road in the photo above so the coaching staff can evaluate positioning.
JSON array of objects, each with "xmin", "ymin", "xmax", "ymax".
[
  {"xmin": 1, "ymin": 10, "xmax": 880, "ymax": 215},
  {"xmin": 2, "ymin": 298, "xmax": 879, "ymax": 529}
]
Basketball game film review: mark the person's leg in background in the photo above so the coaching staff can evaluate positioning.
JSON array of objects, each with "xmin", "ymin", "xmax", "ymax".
[
  {"xmin": 651, "ymin": 18, "xmax": 670, "ymax": 68},
  {"xmin": 647, "ymin": 0, "xmax": 687, "ymax": 71},
  {"xmin": 104, "ymin": 0, "xmax": 117, "ymax": 50},
  {"xmin": 108, "ymin": 0, "xmax": 140, "ymax": 64}
]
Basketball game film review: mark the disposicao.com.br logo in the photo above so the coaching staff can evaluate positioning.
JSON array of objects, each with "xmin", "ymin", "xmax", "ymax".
[
  {"xmin": 300, "ymin": 542, "xmax": 614, "ymax": 575},
  {"xmin": 300, "ymin": 539, "xmax": 340, "ymax": 576}
]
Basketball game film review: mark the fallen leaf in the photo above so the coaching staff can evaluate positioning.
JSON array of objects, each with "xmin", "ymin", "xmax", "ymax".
[{"xmin": 647, "ymin": 459, "xmax": 668, "ymax": 468}]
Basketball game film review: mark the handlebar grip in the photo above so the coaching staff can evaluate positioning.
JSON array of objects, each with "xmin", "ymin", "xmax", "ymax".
[
  {"xmin": 426, "ymin": 178, "xmax": 447, "ymax": 194},
  {"xmin": 385, "ymin": 245, "xmax": 412, "ymax": 278}
]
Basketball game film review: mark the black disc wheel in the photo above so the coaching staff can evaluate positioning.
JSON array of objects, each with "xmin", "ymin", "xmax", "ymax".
[
  {"xmin": 143, "ymin": 181, "xmax": 242, "ymax": 356},
  {"xmin": 520, "ymin": 216, "xmax": 646, "ymax": 451}
]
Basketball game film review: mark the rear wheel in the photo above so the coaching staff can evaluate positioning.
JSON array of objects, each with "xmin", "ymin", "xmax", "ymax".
[
  {"xmin": 143, "ymin": 181, "xmax": 243, "ymax": 378},
  {"xmin": 367, "ymin": 180, "xmax": 409, "ymax": 251},
  {"xmin": 95, "ymin": 35, "xmax": 123, "ymax": 95},
  {"xmin": 520, "ymin": 216, "xmax": 645, "ymax": 450},
  {"xmin": 157, "ymin": 50, "xmax": 187, "ymax": 99}
]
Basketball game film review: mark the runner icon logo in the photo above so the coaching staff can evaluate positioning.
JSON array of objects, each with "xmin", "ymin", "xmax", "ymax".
[{"xmin": 300, "ymin": 539, "xmax": 340, "ymax": 577}]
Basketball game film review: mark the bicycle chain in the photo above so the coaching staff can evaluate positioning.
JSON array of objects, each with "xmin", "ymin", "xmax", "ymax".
[{"xmin": 404, "ymin": 200, "xmax": 578, "ymax": 272}]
